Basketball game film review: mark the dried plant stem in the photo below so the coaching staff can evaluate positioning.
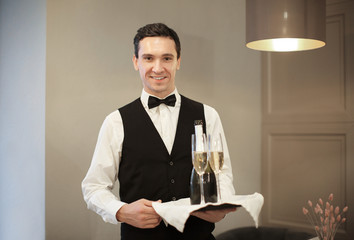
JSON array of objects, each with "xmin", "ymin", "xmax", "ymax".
[
  {"xmin": 304, "ymin": 213, "xmax": 319, "ymax": 238},
  {"xmin": 302, "ymin": 194, "xmax": 348, "ymax": 240}
]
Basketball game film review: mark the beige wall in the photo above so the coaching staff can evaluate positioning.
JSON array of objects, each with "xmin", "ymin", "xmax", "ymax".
[
  {"xmin": 46, "ymin": 0, "xmax": 261, "ymax": 239},
  {"xmin": 261, "ymin": 1, "xmax": 354, "ymax": 239}
]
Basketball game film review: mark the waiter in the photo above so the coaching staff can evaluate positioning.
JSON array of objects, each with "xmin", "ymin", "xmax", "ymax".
[{"xmin": 82, "ymin": 23, "xmax": 236, "ymax": 240}]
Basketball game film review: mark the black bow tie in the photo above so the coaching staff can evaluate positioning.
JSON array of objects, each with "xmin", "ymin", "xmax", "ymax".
[{"xmin": 148, "ymin": 94, "xmax": 176, "ymax": 109}]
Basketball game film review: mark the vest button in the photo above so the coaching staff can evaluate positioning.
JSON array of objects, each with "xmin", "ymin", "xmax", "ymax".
[
  {"xmin": 169, "ymin": 161, "xmax": 174, "ymax": 166},
  {"xmin": 172, "ymin": 197, "xmax": 176, "ymax": 201},
  {"xmin": 170, "ymin": 179, "xmax": 175, "ymax": 184}
]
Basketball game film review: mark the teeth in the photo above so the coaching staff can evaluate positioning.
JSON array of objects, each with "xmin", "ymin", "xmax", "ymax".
[{"xmin": 152, "ymin": 76, "xmax": 165, "ymax": 80}]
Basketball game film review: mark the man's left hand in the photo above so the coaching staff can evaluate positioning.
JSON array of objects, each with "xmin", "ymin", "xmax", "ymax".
[{"xmin": 190, "ymin": 207, "xmax": 237, "ymax": 223}]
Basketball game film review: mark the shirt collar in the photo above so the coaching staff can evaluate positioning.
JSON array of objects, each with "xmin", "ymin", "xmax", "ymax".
[{"xmin": 141, "ymin": 88, "xmax": 181, "ymax": 112}]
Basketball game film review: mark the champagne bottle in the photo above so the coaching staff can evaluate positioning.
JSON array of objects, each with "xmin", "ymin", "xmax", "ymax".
[
  {"xmin": 189, "ymin": 120, "xmax": 218, "ymax": 204},
  {"xmin": 189, "ymin": 167, "xmax": 201, "ymax": 204},
  {"xmin": 203, "ymin": 162, "xmax": 218, "ymax": 203},
  {"xmin": 190, "ymin": 120, "xmax": 203, "ymax": 205}
]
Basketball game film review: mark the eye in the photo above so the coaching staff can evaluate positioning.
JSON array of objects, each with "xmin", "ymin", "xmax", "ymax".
[
  {"xmin": 164, "ymin": 57, "xmax": 173, "ymax": 61},
  {"xmin": 144, "ymin": 56, "xmax": 152, "ymax": 61}
]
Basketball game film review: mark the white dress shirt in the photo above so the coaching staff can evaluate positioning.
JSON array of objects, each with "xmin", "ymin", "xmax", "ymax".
[{"xmin": 82, "ymin": 88, "xmax": 235, "ymax": 224}]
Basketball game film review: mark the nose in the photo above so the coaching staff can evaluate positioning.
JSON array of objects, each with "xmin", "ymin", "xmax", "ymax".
[{"xmin": 152, "ymin": 60, "xmax": 164, "ymax": 74}]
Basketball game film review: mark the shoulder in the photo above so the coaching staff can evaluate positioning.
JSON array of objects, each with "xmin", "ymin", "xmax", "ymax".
[
  {"xmin": 180, "ymin": 95, "xmax": 205, "ymax": 112},
  {"xmin": 94, "ymin": 110, "xmax": 123, "ymax": 144},
  {"xmin": 180, "ymin": 95, "xmax": 201, "ymax": 104},
  {"xmin": 203, "ymin": 103, "xmax": 218, "ymax": 116},
  {"xmin": 100, "ymin": 110, "xmax": 122, "ymax": 130},
  {"xmin": 180, "ymin": 95, "xmax": 216, "ymax": 111},
  {"xmin": 118, "ymin": 98, "xmax": 141, "ymax": 112},
  {"xmin": 106, "ymin": 110, "xmax": 122, "ymax": 123},
  {"xmin": 204, "ymin": 104, "xmax": 221, "ymax": 124},
  {"xmin": 180, "ymin": 95, "xmax": 220, "ymax": 118}
]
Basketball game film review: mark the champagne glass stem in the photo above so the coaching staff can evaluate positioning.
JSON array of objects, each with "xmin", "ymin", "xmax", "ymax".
[
  {"xmin": 199, "ymin": 174, "xmax": 205, "ymax": 204},
  {"xmin": 216, "ymin": 173, "xmax": 221, "ymax": 203}
]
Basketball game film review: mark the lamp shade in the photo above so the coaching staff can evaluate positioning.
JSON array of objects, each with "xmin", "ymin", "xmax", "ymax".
[{"xmin": 246, "ymin": 0, "xmax": 326, "ymax": 52}]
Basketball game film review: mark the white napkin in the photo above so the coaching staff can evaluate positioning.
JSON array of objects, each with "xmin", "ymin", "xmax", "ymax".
[{"xmin": 152, "ymin": 192, "xmax": 264, "ymax": 232}]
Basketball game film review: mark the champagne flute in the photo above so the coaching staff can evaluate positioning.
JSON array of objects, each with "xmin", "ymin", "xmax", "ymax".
[
  {"xmin": 191, "ymin": 133, "xmax": 208, "ymax": 204},
  {"xmin": 208, "ymin": 133, "xmax": 224, "ymax": 202}
]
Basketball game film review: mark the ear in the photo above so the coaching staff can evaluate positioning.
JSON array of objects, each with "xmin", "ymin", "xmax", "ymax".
[
  {"xmin": 132, "ymin": 55, "xmax": 139, "ymax": 71},
  {"xmin": 176, "ymin": 57, "xmax": 181, "ymax": 70}
]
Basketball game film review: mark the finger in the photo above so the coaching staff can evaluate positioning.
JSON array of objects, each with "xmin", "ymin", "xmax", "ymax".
[
  {"xmin": 140, "ymin": 216, "xmax": 162, "ymax": 228},
  {"xmin": 191, "ymin": 211, "xmax": 208, "ymax": 218},
  {"xmin": 142, "ymin": 222, "xmax": 161, "ymax": 229},
  {"xmin": 135, "ymin": 213, "xmax": 161, "ymax": 228},
  {"xmin": 141, "ymin": 210, "xmax": 160, "ymax": 219},
  {"xmin": 141, "ymin": 199, "xmax": 161, "ymax": 211},
  {"xmin": 223, "ymin": 207, "xmax": 237, "ymax": 213},
  {"xmin": 141, "ymin": 200, "xmax": 162, "ymax": 218},
  {"xmin": 157, "ymin": 216, "xmax": 162, "ymax": 225},
  {"xmin": 141, "ymin": 199, "xmax": 153, "ymax": 207}
]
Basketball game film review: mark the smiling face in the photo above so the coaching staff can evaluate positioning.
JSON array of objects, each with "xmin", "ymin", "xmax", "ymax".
[{"xmin": 133, "ymin": 37, "xmax": 181, "ymax": 98}]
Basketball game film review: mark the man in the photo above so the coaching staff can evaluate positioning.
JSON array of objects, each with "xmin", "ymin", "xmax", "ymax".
[{"xmin": 82, "ymin": 23, "xmax": 236, "ymax": 240}]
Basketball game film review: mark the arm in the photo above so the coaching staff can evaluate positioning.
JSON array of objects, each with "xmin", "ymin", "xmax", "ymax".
[
  {"xmin": 81, "ymin": 111, "xmax": 124, "ymax": 224},
  {"xmin": 195, "ymin": 105, "xmax": 236, "ymax": 223},
  {"xmin": 81, "ymin": 111, "xmax": 161, "ymax": 227},
  {"xmin": 204, "ymin": 105, "xmax": 236, "ymax": 197}
]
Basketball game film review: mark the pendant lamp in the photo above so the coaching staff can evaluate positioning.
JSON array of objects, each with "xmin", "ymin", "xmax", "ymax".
[{"xmin": 246, "ymin": 0, "xmax": 326, "ymax": 52}]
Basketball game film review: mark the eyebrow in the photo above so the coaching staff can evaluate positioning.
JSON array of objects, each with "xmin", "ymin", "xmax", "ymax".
[
  {"xmin": 141, "ymin": 53, "xmax": 175, "ymax": 58},
  {"xmin": 162, "ymin": 53, "xmax": 174, "ymax": 57}
]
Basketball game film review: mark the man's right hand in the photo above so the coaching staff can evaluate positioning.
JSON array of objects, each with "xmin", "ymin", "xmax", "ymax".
[{"xmin": 116, "ymin": 199, "xmax": 162, "ymax": 229}]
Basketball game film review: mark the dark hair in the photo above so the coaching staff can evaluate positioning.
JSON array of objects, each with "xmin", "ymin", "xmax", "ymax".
[{"xmin": 133, "ymin": 23, "xmax": 181, "ymax": 59}]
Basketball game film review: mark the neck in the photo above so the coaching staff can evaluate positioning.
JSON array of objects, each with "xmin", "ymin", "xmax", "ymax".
[{"xmin": 146, "ymin": 88, "xmax": 176, "ymax": 99}]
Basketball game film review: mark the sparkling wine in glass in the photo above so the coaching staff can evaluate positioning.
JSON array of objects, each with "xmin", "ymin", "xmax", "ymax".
[
  {"xmin": 192, "ymin": 133, "xmax": 208, "ymax": 204},
  {"xmin": 208, "ymin": 133, "xmax": 224, "ymax": 202}
]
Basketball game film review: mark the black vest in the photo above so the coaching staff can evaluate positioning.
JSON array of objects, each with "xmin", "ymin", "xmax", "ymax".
[
  {"xmin": 118, "ymin": 95, "xmax": 215, "ymax": 240},
  {"xmin": 118, "ymin": 95, "xmax": 206, "ymax": 203}
]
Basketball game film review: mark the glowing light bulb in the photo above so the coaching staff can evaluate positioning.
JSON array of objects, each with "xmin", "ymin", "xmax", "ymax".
[{"xmin": 272, "ymin": 38, "xmax": 299, "ymax": 51}]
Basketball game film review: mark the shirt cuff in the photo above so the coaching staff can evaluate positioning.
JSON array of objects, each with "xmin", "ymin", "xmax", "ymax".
[{"xmin": 104, "ymin": 200, "xmax": 126, "ymax": 224}]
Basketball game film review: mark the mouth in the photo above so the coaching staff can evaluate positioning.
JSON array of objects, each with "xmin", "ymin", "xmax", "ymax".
[{"xmin": 150, "ymin": 76, "xmax": 166, "ymax": 80}]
